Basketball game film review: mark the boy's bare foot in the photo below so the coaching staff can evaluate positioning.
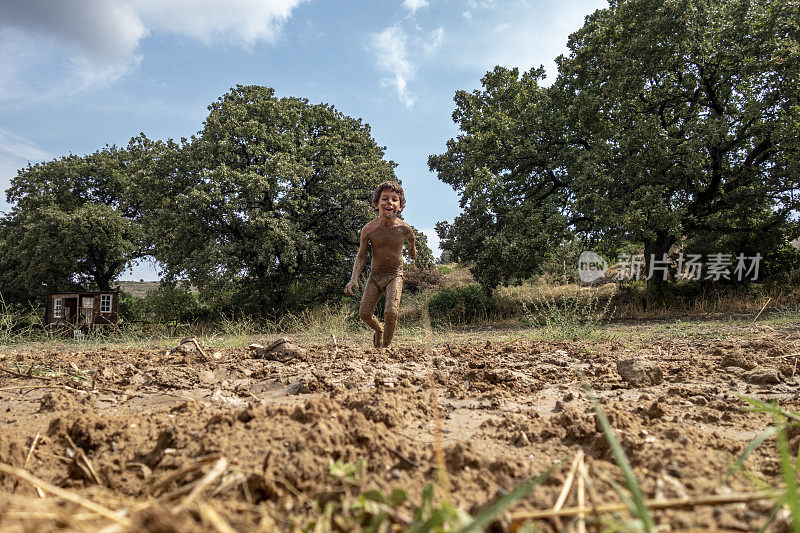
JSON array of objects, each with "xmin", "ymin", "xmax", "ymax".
[{"xmin": 373, "ymin": 328, "xmax": 383, "ymax": 348}]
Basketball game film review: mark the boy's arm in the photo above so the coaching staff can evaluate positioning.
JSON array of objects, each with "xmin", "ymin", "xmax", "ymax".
[
  {"xmin": 344, "ymin": 228, "xmax": 369, "ymax": 295},
  {"xmin": 406, "ymin": 226, "xmax": 417, "ymax": 260}
]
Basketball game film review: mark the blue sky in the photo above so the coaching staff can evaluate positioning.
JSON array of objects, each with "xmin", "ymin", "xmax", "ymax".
[{"xmin": 0, "ymin": 0, "xmax": 607, "ymax": 280}]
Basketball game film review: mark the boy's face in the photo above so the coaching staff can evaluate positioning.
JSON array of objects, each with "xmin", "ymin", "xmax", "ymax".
[{"xmin": 374, "ymin": 189, "xmax": 402, "ymax": 220}]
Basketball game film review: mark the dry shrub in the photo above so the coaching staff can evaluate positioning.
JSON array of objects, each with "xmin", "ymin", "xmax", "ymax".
[
  {"xmin": 494, "ymin": 281, "xmax": 616, "ymax": 319},
  {"xmin": 282, "ymin": 303, "xmax": 356, "ymax": 342},
  {"xmin": 402, "ymin": 266, "xmax": 443, "ymax": 293},
  {"xmin": 440, "ymin": 266, "xmax": 475, "ymax": 290},
  {"xmin": 398, "ymin": 290, "xmax": 432, "ymax": 330},
  {"xmin": 609, "ymin": 276, "xmax": 800, "ymax": 319}
]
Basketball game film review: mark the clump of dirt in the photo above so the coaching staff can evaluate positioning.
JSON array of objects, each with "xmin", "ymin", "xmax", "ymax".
[
  {"xmin": 742, "ymin": 366, "xmax": 782, "ymax": 385},
  {"xmin": 340, "ymin": 389, "xmax": 444, "ymax": 428},
  {"xmin": 38, "ymin": 389, "xmax": 94, "ymax": 413},
  {"xmin": 0, "ymin": 326, "xmax": 798, "ymax": 531},
  {"xmin": 616, "ymin": 358, "xmax": 663, "ymax": 387},
  {"xmin": 718, "ymin": 349, "xmax": 757, "ymax": 370}
]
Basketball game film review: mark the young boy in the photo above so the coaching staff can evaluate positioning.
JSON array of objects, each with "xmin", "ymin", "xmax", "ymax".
[{"xmin": 344, "ymin": 181, "xmax": 417, "ymax": 348}]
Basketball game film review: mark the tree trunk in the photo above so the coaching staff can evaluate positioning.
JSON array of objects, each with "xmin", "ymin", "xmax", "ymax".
[
  {"xmin": 644, "ymin": 230, "xmax": 676, "ymax": 310},
  {"xmin": 254, "ymin": 267, "xmax": 270, "ymax": 319},
  {"xmin": 94, "ymin": 265, "xmax": 113, "ymax": 292}
]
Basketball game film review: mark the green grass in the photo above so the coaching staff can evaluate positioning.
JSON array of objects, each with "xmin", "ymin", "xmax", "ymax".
[
  {"xmin": 584, "ymin": 378, "xmax": 656, "ymax": 532},
  {"xmin": 1, "ymin": 290, "xmax": 797, "ymax": 351},
  {"xmin": 730, "ymin": 396, "xmax": 800, "ymax": 532},
  {"xmin": 303, "ymin": 453, "xmax": 555, "ymax": 532}
]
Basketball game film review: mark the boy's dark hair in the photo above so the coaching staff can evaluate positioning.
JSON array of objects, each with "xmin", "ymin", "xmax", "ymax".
[{"xmin": 372, "ymin": 181, "xmax": 405, "ymax": 212}]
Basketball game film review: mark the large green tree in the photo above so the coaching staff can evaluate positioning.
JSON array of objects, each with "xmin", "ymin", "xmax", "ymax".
[
  {"xmin": 1, "ymin": 146, "xmax": 144, "ymax": 302},
  {"xmin": 143, "ymin": 85, "xmax": 399, "ymax": 315},
  {"xmin": 429, "ymin": 67, "xmax": 572, "ymax": 289},
  {"xmin": 431, "ymin": 0, "xmax": 800, "ymax": 303}
]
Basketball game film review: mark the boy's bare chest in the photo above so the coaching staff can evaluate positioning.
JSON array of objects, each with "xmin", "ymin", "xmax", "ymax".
[{"xmin": 367, "ymin": 225, "xmax": 406, "ymax": 249}]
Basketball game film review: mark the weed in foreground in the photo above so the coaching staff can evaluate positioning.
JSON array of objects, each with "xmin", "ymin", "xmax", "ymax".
[
  {"xmin": 523, "ymin": 289, "xmax": 613, "ymax": 341},
  {"xmin": 730, "ymin": 396, "xmax": 800, "ymax": 532},
  {"xmin": 305, "ymin": 446, "xmax": 555, "ymax": 532},
  {"xmin": 305, "ymin": 472, "xmax": 555, "ymax": 532},
  {"xmin": 583, "ymin": 380, "xmax": 656, "ymax": 532},
  {"xmin": 306, "ymin": 380, "xmax": 696, "ymax": 532},
  {"xmin": 0, "ymin": 294, "xmax": 55, "ymax": 345}
]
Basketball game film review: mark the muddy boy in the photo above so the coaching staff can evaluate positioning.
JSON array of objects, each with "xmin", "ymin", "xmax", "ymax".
[{"xmin": 344, "ymin": 181, "xmax": 417, "ymax": 347}]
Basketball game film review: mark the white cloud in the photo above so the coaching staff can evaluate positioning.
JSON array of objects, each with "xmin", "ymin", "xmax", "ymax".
[
  {"xmin": 135, "ymin": 0, "xmax": 304, "ymax": 47},
  {"xmin": 0, "ymin": 127, "xmax": 52, "ymax": 213},
  {"xmin": 0, "ymin": 28, "xmax": 139, "ymax": 104},
  {"xmin": 370, "ymin": 26, "xmax": 415, "ymax": 108},
  {"xmin": 402, "ymin": 0, "xmax": 429, "ymax": 14},
  {"xmin": 368, "ymin": 24, "xmax": 444, "ymax": 107},
  {"xmin": 447, "ymin": 0, "xmax": 608, "ymax": 79},
  {"xmin": 0, "ymin": 128, "xmax": 52, "ymax": 162},
  {"xmin": 466, "ymin": 0, "xmax": 497, "ymax": 9},
  {"xmin": 423, "ymin": 27, "xmax": 444, "ymax": 55},
  {"xmin": 0, "ymin": 0, "xmax": 147, "ymax": 61},
  {"xmin": 0, "ymin": 0, "xmax": 305, "ymax": 102}
]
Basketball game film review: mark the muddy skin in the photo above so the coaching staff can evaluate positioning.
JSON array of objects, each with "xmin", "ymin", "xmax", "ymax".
[
  {"xmin": 345, "ymin": 182, "xmax": 416, "ymax": 347},
  {"xmin": 359, "ymin": 266, "xmax": 403, "ymax": 348}
]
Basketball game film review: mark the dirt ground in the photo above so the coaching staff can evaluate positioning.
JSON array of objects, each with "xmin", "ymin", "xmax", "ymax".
[{"xmin": 0, "ymin": 317, "xmax": 799, "ymax": 531}]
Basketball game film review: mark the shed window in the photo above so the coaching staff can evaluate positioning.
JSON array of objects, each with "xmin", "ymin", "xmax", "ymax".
[
  {"xmin": 100, "ymin": 294, "xmax": 112, "ymax": 313},
  {"xmin": 54, "ymin": 298, "xmax": 63, "ymax": 318}
]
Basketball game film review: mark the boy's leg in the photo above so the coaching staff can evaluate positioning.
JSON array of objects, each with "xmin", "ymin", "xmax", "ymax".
[
  {"xmin": 359, "ymin": 278, "xmax": 383, "ymax": 347},
  {"xmin": 381, "ymin": 276, "xmax": 403, "ymax": 347}
]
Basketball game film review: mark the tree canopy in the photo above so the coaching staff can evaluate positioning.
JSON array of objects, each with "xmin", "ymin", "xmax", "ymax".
[
  {"xmin": 430, "ymin": 0, "xmax": 800, "ymax": 301},
  {"xmin": 0, "ymin": 146, "xmax": 144, "ymax": 301},
  {"xmin": 429, "ymin": 66, "xmax": 571, "ymax": 288},
  {"xmin": 142, "ymin": 85, "xmax": 400, "ymax": 315},
  {"xmin": 0, "ymin": 86, "xmax": 432, "ymax": 317}
]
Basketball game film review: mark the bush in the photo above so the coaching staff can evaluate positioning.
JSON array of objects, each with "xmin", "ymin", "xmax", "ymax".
[
  {"xmin": 0, "ymin": 294, "xmax": 52, "ymax": 344},
  {"xmin": 402, "ymin": 266, "xmax": 443, "ymax": 293},
  {"xmin": 143, "ymin": 283, "xmax": 203, "ymax": 323},
  {"xmin": 117, "ymin": 292, "xmax": 146, "ymax": 323},
  {"xmin": 427, "ymin": 284, "xmax": 495, "ymax": 326}
]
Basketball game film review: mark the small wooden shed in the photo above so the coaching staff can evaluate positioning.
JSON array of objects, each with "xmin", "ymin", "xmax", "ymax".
[{"xmin": 48, "ymin": 292, "xmax": 119, "ymax": 330}]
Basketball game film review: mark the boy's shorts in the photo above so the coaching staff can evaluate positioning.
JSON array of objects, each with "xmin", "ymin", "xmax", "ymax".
[
  {"xmin": 360, "ymin": 266, "xmax": 404, "ymax": 318},
  {"xmin": 367, "ymin": 267, "xmax": 404, "ymax": 293}
]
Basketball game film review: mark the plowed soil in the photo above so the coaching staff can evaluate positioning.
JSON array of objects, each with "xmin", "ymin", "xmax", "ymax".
[{"xmin": 1, "ymin": 318, "xmax": 799, "ymax": 531}]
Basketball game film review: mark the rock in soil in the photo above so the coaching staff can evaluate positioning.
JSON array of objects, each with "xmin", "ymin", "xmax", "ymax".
[
  {"xmin": 742, "ymin": 366, "xmax": 781, "ymax": 385},
  {"xmin": 616, "ymin": 358, "xmax": 663, "ymax": 387},
  {"xmin": 249, "ymin": 338, "xmax": 306, "ymax": 363},
  {"xmin": 719, "ymin": 352, "xmax": 756, "ymax": 370}
]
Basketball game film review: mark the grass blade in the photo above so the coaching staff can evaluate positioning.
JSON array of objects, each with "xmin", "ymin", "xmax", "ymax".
[
  {"xmin": 739, "ymin": 395, "xmax": 800, "ymax": 423},
  {"xmin": 757, "ymin": 499, "xmax": 784, "ymax": 533},
  {"xmin": 601, "ymin": 473, "xmax": 636, "ymax": 513},
  {"xmin": 776, "ymin": 422, "xmax": 800, "ymax": 533},
  {"xmin": 459, "ymin": 464, "xmax": 557, "ymax": 533},
  {"xmin": 583, "ymin": 380, "xmax": 656, "ymax": 533},
  {"xmin": 728, "ymin": 426, "xmax": 778, "ymax": 476}
]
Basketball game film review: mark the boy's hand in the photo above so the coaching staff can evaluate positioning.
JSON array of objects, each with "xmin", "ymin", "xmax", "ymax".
[{"xmin": 344, "ymin": 280, "xmax": 359, "ymax": 295}]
